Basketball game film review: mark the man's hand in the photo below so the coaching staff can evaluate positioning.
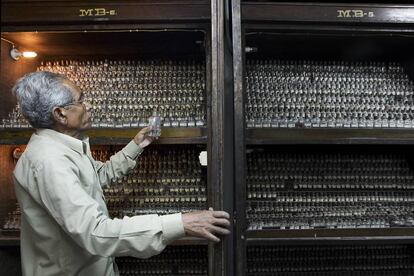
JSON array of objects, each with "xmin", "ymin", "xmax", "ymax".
[
  {"xmin": 182, "ymin": 208, "xmax": 231, "ymax": 242},
  {"xmin": 133, "ymin": 126, "xmax": 156, "ymax": 148}
]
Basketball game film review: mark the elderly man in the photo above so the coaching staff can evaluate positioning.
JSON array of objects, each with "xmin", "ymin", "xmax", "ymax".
[{"xmin": 12, "ymin": 71, "xmax": 230, "ymax": 276}]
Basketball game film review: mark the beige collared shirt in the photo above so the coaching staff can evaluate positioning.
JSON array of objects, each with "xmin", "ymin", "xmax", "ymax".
[{"xmin": 13, "ymin": 129, "xmax": 185, "ymax": 276}]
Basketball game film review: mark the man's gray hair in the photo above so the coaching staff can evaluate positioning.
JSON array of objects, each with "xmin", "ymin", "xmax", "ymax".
[{"xmin": 12, "ymin": 71, "xmax": 74, "ymax": 128}]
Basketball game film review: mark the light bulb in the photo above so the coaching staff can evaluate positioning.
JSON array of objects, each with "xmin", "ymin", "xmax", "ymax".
[{"xmin": 22, "ymin": 51, "xmax": 37, "ymax": 58}]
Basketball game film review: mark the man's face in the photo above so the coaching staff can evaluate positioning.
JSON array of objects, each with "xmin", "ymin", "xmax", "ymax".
[{"xmin": 62, "ymin": 80, "xmax": 92, "ymax": 131}]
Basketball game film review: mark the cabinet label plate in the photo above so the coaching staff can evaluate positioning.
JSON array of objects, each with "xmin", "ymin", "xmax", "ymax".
[
  {"xmin": 79, "ymin": 8, "xmax": 117, "ymax": 17},
  {"xmin": 337, "ymin": 9, "xmax": 375, "ymax": 18}
]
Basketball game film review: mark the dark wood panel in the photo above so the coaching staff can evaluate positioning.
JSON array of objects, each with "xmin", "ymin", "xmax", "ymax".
[
  {"xmin": 209, "ymin": 0, "xmax": 233, "ymax": 274},
  {"xmin": 1, "ymin": 23, "xmax": 209, "ymax": 33},
  {"xmin": 0, "ymin": 247, "xmax": 21, "ymax": 276},
  {"xmin": 0, "ymin": 128, "xmax": 207, "ymax": 145},
  {"xmin": 247, "ymin": 238, "xmax": 414, "ymax": 246},
  {"xmin": 0, "ymin": 145, "xmax": 24, "ymax": 203},
  {"xmin": 0, "ymin": 236, "xmax": 207, "ymax": 246},
  {"xmin": 247, "ymin": 239, "xmax": 414, "ymax": 249},
  {"xmin": 232, "ymin": 0, "xmax": 248, "ymax": 275},
  {"xmin": 0, "ymin": 236, "xmax": 20, "ymax": 247},
  {"xmin": 1, "ymin": 2, "xmax": 210, "ymax": 26},
  {"xmin": 3, "ymin": 0, "xmax": 207, "ymax": 2},
  {"xmin": 245, "ymin": 0, "xmax": 414, "ymax": 2},
  {"xmin": 247, "ymin": 228, "xmax": 414, "ymax": 243},
  {"xmin": 0, "ymin": 145, "xmax": 25, "ymax": 230},
  {"xmin": 247, "ymin": 128, "xmax": 414, "ymax": 145},
  {"xmin": 2, "ymin": 31, "xmax": 206, "ymax": 57},
  {"xmin": 242, "ymin": 3, "xmax": 414, "ymax": 24},
  {"xmin": 171, "ymin": 237, "xmax": 209, "ymax": 246},
  {"xmin": 244, "ymin": 32, "xmax": 414, "ymax": 64}
]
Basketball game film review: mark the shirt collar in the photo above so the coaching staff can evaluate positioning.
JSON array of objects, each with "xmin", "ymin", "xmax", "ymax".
[{"xmin": 36, "ymin": 129, "xmax": 90, "ymax": 155}]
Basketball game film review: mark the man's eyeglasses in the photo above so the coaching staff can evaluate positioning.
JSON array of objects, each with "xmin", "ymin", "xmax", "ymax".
[
  {"xmin": 60, "ymin": 93, "xmax": 88, "ymax": 109},
  {"xmin": 62, "ymin": 100, "xmax": 87, "ymax": 109}
]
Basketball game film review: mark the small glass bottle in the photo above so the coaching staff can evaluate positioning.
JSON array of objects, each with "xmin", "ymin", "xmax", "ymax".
[{"xmin": 148, "ymin": 110, "xmax": 161, "ymax": 137}]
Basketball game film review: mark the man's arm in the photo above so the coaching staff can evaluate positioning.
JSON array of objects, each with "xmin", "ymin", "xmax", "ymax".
[
  {"xmin": 31, "ymin": 156, "xmax": 184, "ymax": 258},
  {"xmin": 93, "ymin": 127, "xmax": 153, "ymax": 187}
]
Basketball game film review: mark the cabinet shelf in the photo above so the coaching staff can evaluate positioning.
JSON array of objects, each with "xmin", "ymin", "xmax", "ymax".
[
  {"xmin": 0, "ymin": 235, "xmax": 19, "ymax": 247},
  {"xmin": 0, "ymin": 127, "xmax": 207, "ymax": 145},
  {"xmin": 0, "ymin": 234, "xmax": 207, "ymax": 247},
  {"xmin": 246, "ymin": 228, "xmax": 414, "ymax": 245},
  {"xmin": 246, "ymin": 128, "xmax": 414, "ymax": 145}
]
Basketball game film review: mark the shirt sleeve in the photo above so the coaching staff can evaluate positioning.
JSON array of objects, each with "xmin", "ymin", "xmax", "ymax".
[
  {"xmin": 32, "ymin": 156, "xmax": 185, "ymax": 259},
  {"xmin": 93, "ymin": 140, "xmax": 144, "ymax": 187}
]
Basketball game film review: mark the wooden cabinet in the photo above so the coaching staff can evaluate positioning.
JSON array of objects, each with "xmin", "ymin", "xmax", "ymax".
[
  {"xmin": 0, "ymin": 1, "xmax": 233, "ymax": 275},
  {"xmin": 232, "ymin": 1, "xmax": 414, "ymax": 275}
]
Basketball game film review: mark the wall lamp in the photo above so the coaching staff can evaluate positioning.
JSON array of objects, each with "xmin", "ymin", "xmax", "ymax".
[
  {"xmin": 10, "ymin": 47, "xmax": 37, "ymax": 61},
  {"xmin": 2, "ymin": 37, "xmax": 37, "ymax": 61}
]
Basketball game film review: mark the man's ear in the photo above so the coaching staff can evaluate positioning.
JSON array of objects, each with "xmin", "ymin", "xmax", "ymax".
[{"xmin": 52, "ymin": 106, "xmax": 67, "ymax": 125}]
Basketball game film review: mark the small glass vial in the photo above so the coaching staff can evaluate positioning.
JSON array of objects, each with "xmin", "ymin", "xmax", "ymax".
[{"xmin": 148, "ymin": 110, "xmax": 161, "ymax": 137}]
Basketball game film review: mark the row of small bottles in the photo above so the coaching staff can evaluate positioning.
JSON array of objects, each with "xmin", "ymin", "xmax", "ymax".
[
  {"xmin": 246, "ymin": 149, "xmax": 414, "ymax": 230},
  {"xmin": 1, "ymin": 58, "xmax": 206, "ymax": 129},
  {"xmin": 1, "ymin": 203, "xmax": 20, "ymax": 232},
  {"xmin": 246, "ymin": 60, "xmax": 414, "ymax": 128},
  {"xmin": 2, "ymin": 145, "xmax": 206, "ymax": 231},
  {"xmin": 91, "ymin": 146, "xmax": 207, "ymax": 218},
  {"xmin": 5, "ymin": 58, "xmax": 414, "ymax": 129},
  {"xmin": 247, "ymin": 245, "xmax": 414, "ymax": 275},
  {"xmin": 117, "ymin": 246, "xmax": 207, "ymax": 275},
  {"xmin": 247, "ymin": 151, "xmax": 414, "ymax": 190}
]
